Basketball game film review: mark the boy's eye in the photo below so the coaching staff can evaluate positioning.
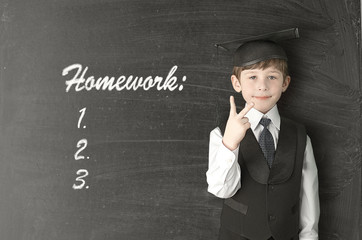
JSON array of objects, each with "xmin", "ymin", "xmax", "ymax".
[
  {"xmin": 268, "ymin": 76, "xmax": 277, "ymax": 80},
  {"xmin": 249, "ymin": 76, "xmax": 256, "ymax": 80}
]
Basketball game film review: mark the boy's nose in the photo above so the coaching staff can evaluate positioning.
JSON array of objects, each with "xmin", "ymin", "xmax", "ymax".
[{"xmin": 258, "ymin": 79, "xmax": 268, "ymax": 91}]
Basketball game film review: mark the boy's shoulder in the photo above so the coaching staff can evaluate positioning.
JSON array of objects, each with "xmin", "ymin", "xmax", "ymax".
[
  {"xmin": 280, "ymin": 116, "xmax": 307, "ymax": 144},
  {"xmin": 280, "ymin": 116, "xmax": 306, "ymax": 130}
]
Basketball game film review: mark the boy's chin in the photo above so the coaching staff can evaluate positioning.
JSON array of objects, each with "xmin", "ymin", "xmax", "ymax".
[{"xmin": 253, "ymin": 104, "xmax": 275, "ymax": 114}]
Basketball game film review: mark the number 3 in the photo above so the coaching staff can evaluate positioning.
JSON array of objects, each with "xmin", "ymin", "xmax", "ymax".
[{"xmin": 72, "ymin": 169, "xmax": 89, "ymax": 189}]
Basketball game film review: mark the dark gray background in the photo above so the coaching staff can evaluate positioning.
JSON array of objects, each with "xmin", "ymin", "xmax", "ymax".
[{"xmin": 0, "ymin": 0, "xmax": 360, "ymax": 239}]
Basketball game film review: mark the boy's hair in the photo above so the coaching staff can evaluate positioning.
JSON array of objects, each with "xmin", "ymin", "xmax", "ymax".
[{"xmin": 232, "ymin": 58, "xmax": 289, "ymax": 80}]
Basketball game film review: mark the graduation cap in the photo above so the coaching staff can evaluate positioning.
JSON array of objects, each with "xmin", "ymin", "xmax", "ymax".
[{"xmin": 215, "ymin": 28, "xmax": 299, "ymax": 67}]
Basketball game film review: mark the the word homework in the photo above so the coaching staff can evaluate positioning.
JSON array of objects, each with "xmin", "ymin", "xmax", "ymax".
[{"xmin": 62, "ymin": 64, "xmax": 187, "ymax": 92}]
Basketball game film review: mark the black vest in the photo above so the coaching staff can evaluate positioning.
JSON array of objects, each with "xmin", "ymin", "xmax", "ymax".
[{"xmin": 219, "ymin": 116, "xmax": 306, "ymax": 240}]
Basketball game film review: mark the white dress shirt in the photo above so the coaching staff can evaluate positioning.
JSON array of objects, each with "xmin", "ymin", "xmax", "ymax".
[{"xmin": 206, "ymin": 105, "xmax": 320, "ymax": 240}]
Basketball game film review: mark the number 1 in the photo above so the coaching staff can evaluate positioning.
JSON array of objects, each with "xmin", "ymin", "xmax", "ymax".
[{"xmin": 78, "ymin": 107, "xmax": 86, "ymax": 129}]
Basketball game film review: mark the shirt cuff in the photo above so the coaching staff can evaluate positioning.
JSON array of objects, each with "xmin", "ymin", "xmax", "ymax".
[{"xmin": 299, "ymin": 233, "xmax": 318, "ymax": 240}]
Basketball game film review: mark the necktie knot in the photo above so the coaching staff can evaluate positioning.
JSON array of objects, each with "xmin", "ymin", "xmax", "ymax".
[{"xmin": 259, "ymin": 118, "xmax": 271, "ymax": 128}]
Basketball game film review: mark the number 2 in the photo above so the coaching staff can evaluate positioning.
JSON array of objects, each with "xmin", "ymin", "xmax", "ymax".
[{"xmin": 74, "ymin": 139, "xmax": 88, "ymax": 160}]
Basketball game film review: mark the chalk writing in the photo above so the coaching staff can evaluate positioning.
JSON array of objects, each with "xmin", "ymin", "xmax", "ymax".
[
  {"xmin": 62, "ymin": 64, "xmax": 187, "ymax": 92},
  {"xmin": 73, "ymin": 108, "xmax": 89, "ymax": 190},
  {"xmin": 72, "ymin": 169, "xmax": 89, "ymax": 190},
  {"xmin": 74, "ymin": 138, "xmax": 88, "ymax": 161},
  {"xmin": 77, "ymin": 107, "xmax": 86, "ymax": 129}
]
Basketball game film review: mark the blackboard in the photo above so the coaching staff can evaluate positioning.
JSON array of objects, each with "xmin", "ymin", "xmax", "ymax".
[{"xmin": 0, "ymin": 0, "xmax": 360, "ymax": 239}]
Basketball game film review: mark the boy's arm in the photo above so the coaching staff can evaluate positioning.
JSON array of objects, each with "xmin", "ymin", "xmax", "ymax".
[
  {"xmin": 299, "ymin": 136, "xmax": 320, "ymax": 240},
  {"xmin": 206, "ymin": 96, "xmax": 253, "ymax": 198},
  {"xmin": 206, "ymin": 127, "xmax": 241, "ymax": 198}
]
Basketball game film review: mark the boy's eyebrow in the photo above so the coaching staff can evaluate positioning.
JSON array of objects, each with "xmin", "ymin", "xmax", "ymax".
[
  {"xmin": 242, "ymin": 69, "xmax": 282, "ymax": 75},
  {"xmin": 243, "ymin": 69, "xmax": 259, "ymax": 72}
]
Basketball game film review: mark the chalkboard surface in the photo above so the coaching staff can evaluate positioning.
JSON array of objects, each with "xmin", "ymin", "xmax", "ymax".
[{"xmin": 0, "ymin": 0, "xmax": 360, "ymax": 239}]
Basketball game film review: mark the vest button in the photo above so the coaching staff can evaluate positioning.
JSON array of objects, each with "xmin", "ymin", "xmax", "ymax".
[
  {"xmin": 269, "ymin": 215, "xmax": 276, "ymax": 221},
  {"xmin": 269, "ymin": 185, "xmax": 274, "ymax": 191}
]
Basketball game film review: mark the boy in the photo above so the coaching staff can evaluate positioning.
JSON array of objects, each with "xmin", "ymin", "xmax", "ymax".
[{"xmin": 206, "ymin": 29, "xmax": 320, "ymax": 240}]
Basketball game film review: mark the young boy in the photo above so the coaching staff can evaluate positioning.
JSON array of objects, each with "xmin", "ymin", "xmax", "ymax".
[{"xmin": 206, "ymin": 30, "xmax": 320, "ymax": 240}]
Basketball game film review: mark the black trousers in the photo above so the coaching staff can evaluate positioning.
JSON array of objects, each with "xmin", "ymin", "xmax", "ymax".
[
  {"xmin": 219, "ymin": 227, "xmax": 274, "ymax": 240},
  {"xmin": 240, "ymin": 237, "xmax": 274, "ymax": 240}
]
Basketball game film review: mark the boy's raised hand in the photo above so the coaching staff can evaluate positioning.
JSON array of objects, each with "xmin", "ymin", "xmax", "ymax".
[{"xmin": 222, "ymin": 96, "xmax": 254, "ymax": 151}]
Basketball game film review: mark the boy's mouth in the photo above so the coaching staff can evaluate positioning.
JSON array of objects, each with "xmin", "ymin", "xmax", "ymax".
[{"xmin": 253, "ymin": 96, "xmax": 271, "ymax": 100}]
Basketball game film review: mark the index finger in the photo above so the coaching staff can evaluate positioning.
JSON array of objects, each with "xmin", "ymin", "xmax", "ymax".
[
  {"xmin": 229, "ymin": 96, "xmax": 237, "ymax": 116},
  {"xmin": 238, "ymin": 102, "xmax": 254, "ymax": 117}
]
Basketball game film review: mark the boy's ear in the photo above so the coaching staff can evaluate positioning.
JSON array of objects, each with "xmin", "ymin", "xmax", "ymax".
[
  {"xmin": 231, "ymin": 75, "xmax": 242, "ymax": 92},
  {"xmin": 282, "ymin": 76, "xmax": 291, "ymax": 92}
]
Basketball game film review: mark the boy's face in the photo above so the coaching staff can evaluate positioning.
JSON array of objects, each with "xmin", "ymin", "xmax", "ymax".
[{"xmin": 231, "ymin": 66, "xmax": 290, "ymax": 113}]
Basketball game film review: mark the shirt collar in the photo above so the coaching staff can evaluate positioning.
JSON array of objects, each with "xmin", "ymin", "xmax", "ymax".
[{"xmin": 245, "ymin": 104, "xmax": 281, "ymax": 131}]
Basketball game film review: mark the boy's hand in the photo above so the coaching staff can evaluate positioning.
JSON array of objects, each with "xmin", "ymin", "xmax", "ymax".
[{"xmin": 222, "ymin": 96, "xmax": 254, "ymax": 151}]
